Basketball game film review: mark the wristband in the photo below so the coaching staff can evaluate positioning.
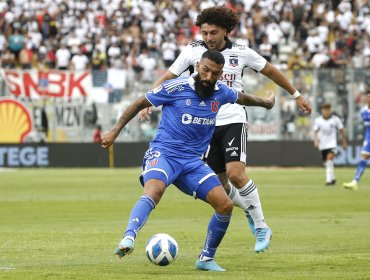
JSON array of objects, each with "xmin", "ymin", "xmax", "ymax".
[{"xmin": 292, "ymin": 91, "xmax": 300, "ymax": 98}]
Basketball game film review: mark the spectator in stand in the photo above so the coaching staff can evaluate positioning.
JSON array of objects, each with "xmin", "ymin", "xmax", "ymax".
[
  {"xmin": 55, "ymin": 44, "xmax": 71, "ymax": 70},
  {"xmin": 259, "ymin": 35, "xmax": 272, "ymax": 62},
  {"xmin": 70, "ymin": 48, "xmax": 89, "ymax": 71},
  {"xmin": 18, "ymin": 42, "xmax": 33, "ymax": 69},
  {"xmin": 161, "ymin": 34, "xmax": 178, "ymax": 68},
  {"xmin": 93, "ymin": 125, "xmax": 102, "ymax": 143},
  {"xmin": 288, "ymin": 52, "xmax": 308, "ymax": 82},
  {"xmin": 265, "ymin": 18, "xmax": 283, "ymax": 61},
  {"xmin": 0, "ymin": 33, "xmax": 7, "ymax": 54},
  {"xmin": 67, "ymin": 29, "xmax": 82, "ymax": 57},
  {"xmin": 311, "ymin": 48, "xmax": 330, "ymax": 68},
  {"xmin": 292, "ymin": 1, "xmax": 305, "ymax": 41},
  {"xmin": 92, "ymin": 49, "xmax": 106, "ymax": 70},
  {"xmin": 305, "ymin": 29, "xmax": 324, "ymax": 59},
  {"xmin": 0, "ymin": 48, "xmax": 16, "ymax": 69},
  {"xmin": 0, "ymin": 0, "xmax": 368, "ymax": 76},
  {"xmin": 138, "ymin": 48, "xmax": 157, "ymax": 83},
  {"xmin": 280, "ymin": 12, "xmax": 293, "ymax": 44},
  {"xmin": 9, "ymin": 28, "xmax": 23, "ymax": 60},
  {"xmin": 107, "ymin": 42, "xmax": 121, "ymax": 67},
  {"xmin": 146, "ymin": 28, "xmax": 162, "ymax": 59}
]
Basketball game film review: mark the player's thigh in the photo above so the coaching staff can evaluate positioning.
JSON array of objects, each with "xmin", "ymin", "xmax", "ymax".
[
  {"xmin": 361, "ymin": 140, "xmax": 370, "ymax": 159},
  {"xmin": 205, "ymin": 185, "xmax": 233, "ymax": 215},
  {"xmin": 174, "ymin": 159, "xmax": 220, "ymax": 202},
  {"xmin": 203, "ymin": 128, "xmax": 225, "ymax": 174},
  {"xmin": 143, "ymin": 179, "xmax": 167, "ymax": 204},
  {"xmin": 220, "ymin": 123, "xmax": 248, "ymax": 166},
  {"xmin": 321, "ymin": 148, "xmax": 336, "ymax": 161},
  {"xmin": 141, "ymin": 148, "xmax": 182, "ymax": 187},
  {"xmin": 225, "ymin": 161, "xmax": 248, "ymax": 184}
]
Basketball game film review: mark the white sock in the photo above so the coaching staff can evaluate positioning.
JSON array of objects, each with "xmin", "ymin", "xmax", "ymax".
[
  {"xmin": 327, "ymin": 160, "xmax": 335, "ymax": 181},
  {"xmin": 236, "ymin": 180, "xmax": 267, "ymax": 229},
  {"xmin": 227, "ymin": 183, "xmax": 244, "ymax": 209},
  {"xmin": 325, "ymin": 160, "xmax": 334, "ymax": 182}
]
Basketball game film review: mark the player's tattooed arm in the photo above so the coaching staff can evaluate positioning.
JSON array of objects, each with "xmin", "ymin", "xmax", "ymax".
[
  {"xmin": 236, "ymin": 90, "xmax": 275, "ymax": 109},
  {"xmin": 101, "ymin": 96, "xmax": 151, "ymax": 148}
]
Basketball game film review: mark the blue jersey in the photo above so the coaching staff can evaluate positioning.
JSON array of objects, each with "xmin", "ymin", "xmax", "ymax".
[
  {"xmin": 145, "ymin": 76, "xmax": 238, "ymax": 158},
  {"xmin": 360, "ymin": 106, "xmax": 370, "ymax": 140}
]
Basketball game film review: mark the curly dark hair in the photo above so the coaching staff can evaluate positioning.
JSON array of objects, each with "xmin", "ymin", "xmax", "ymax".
[{"xmin": 195, "ymin": 6, "xmax": 239, "ymax": 33}]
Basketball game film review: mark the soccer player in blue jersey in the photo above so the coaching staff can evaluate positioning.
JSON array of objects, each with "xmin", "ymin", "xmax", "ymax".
[
  {"xmin": 139, "ymin": 6, "xmax": 312, "ymax": 253},
  {"xmin": 343, "ymin": 91, "xmax": 370, "ymax": 190},
  {"xmin": 101, "ymin": 50, "xmax": 275, "ymax": 272}
]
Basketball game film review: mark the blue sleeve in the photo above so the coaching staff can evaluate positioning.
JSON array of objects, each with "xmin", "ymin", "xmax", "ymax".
[
  {"xmin": 220, "ymin": 84, "xmax": 238, "ymax": 104},
  {"xmin": 145, "ymin": 84, "xmax": 172, "ymax": 107}
]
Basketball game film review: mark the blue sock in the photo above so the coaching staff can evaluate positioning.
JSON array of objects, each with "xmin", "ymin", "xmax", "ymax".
[
  {"xmin": 124, "ymin": 195, "xmax": 156, "ymax": 239},
  {"xmin": 355, "ymin": 159, "xmax": 368, "ymax": 181},
  {"xmin": 201, "ymin": 213, "xmax": 231, "ymax": 259}
]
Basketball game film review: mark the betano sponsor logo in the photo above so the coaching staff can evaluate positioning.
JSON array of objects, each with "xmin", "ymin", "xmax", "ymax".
[
  {"xmin": 181, "ymin": 113, "xmax": 215, "ymax": 125},
  {"xmin": 0, "ymin": 98, "xmax": 32, "ymax": 143}
]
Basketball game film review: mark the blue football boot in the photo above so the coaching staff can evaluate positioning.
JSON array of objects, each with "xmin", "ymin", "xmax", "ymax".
[
  {"xmin": 245, "ymin": 211, "xmax": 256, "ymax": 236},
  {"xmin": 195, "ymin": 259, "xmax": 225, "ymax": 272},
  {"xmin": 114, "ymin": 237, "xmax": 134, "ymax": 258},
  {"xmin": 254, "ymin": 227, "xmax": 272, "ymax": 253}
]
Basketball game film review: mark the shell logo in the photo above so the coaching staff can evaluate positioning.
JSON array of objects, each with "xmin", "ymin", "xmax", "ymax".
[{"xmin": 0, "ymin": 99, "xmax": 32, "ymax": 143}]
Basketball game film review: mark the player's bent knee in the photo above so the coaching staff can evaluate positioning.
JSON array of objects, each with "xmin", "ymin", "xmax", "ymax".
[
  {"xmin": 226, "ymin": 170, "xmax": 245, "ymax": 187},
  {"xmin": 216, "ymin": 197, "xmax": 233, "ymax": 215},
  {"xmin": 143, "ymin": 179, "xmax": 167, "ymax": 204},
  {"xmin": 226, "ymin": 162, "xmax": 247, "ymax": 184},
  {"xmin": 206, "ymin": 185, "xmax": 233, "ymax": 214}
]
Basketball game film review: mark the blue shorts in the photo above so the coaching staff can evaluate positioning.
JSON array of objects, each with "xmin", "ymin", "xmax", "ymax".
[
  {"xmin": 361, "ymin": 140, "xmax": 370, "ymax": 155},
  {"xmin": 139, "ymin": 148, "xmax": 221, "ymax": 201}
]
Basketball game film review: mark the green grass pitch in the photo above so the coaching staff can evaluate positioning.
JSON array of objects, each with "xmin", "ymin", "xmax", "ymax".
[{"xmin": 0, "ymin": 167, "xmax": 369, "ymax": 280}]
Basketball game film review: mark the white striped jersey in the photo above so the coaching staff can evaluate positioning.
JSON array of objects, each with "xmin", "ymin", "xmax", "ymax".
[
  {"xmin": 313, "ymin": 114, "xmax": 344, "ymax": 150},
  {"xmin": 169, "ymin": 39, "xmax": 267, "ymax": 126}
]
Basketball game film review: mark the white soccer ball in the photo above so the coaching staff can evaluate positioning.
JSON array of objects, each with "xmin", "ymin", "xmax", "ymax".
[{"xmin": 145, "ymin": 233, "xmax": 179, "ymax": 266}]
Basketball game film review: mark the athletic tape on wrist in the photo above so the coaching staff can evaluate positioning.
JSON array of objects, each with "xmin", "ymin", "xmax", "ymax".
[{"xmin": 292, "ymin": 91, "xmax": 300, "ymax": 98}]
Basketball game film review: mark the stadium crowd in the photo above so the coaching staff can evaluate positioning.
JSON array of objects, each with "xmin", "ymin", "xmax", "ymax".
[{"xmin": 0, "ymin": 0, "xmax": 369, "ymax": 72}]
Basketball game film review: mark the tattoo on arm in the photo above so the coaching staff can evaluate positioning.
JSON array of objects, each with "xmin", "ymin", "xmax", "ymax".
[
  {"xmin": 236, "ymin": 92, "xmax": 268, "ymax": 108},
  {"xmin": 112, "ymin": 96, "xmax": 152, "ymax": 135}
]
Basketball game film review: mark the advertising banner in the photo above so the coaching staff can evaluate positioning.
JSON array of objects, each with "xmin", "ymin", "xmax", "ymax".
[{"xmin": 2, "ymin": 69, "xmax": 91, "ymax": 101}]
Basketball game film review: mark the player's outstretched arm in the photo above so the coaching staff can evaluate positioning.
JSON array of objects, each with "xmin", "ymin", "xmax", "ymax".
[
  {"xmin": 260, "ymin": 62, "xmax": 312, "ymax": 115},
  {"xmin": 101, "ymin": 96, "xmax": 152, "ymax": 149},
  {"xmin": 236, "ymin": 90, "xmax": 275, "ymax": 109},
  {"xmin": 138, "ymin": 70, "xmax": 178, "ymax": 121}
]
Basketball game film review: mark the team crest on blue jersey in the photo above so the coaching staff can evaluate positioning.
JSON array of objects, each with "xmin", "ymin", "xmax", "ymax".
[
  {"xmin": 229, "ymin": 56, "xmax": 238, "ymax": 67},
  {"xmin": 186, "ymin": 99, "xmax": 191, "ymax": 106},
  {"xmin": 211, "ymin": 101, "xmax": 219, "ymax": 112},
  {"xmin": 149, "ymin": 159, "xmax": 158, "ymax": 166}
]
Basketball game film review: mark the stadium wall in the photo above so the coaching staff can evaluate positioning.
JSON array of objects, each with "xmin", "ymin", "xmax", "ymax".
[{"xmin": 0, "ymin": 142, "xmax": 363, "ymax": 168}]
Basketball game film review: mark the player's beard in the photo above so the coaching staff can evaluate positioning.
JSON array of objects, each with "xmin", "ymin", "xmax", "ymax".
[{"xmin": 194, "ymin": 74, "xmax": 216, "ymax": 99}]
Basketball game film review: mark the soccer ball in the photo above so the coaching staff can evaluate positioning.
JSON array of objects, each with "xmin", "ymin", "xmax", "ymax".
[{"xmin": 145, "ymin": 233, "xmax": 178, "ymax": 266}]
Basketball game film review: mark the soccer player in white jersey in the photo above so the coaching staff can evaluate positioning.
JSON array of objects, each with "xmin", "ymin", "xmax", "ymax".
[
  {"xmin": 101, "ymin": 50, "xmax": 275, "ymax": 271},
  {"xmin": 343, "ymin": 91, "xmax": 370, "ymax": 190},
  {"xmin": 140, "ymin": 6, "xmax": 312, "ymax": 252},
  {"xmin": 313, "ymin": 103, "xmax": 348, "ymax": 185}
]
